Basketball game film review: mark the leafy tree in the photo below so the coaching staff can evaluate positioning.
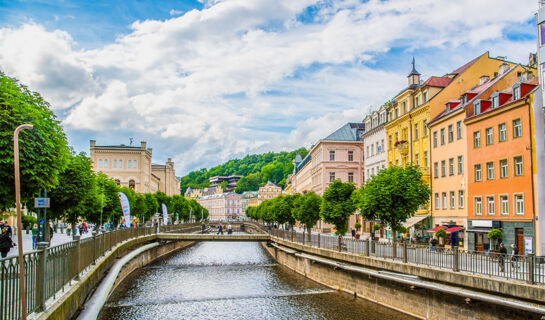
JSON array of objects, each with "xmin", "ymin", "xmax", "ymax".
[
  {"xmin": 169, "ymin": 195, "xmax": 189, "ymax": 221},
  {"xmin": 272, "ymin": 195, "xmax": 296, "ymax": 228},
  {"xmin": 143, "ymin": 193, "xmax": 159, "ymax": 220},
  {"xmin": 220, "ymin": 181, "xmax": 229, "ymax": 191},
  {"xmin": 235, "ymin": 172, "xmax": 262, "ymax": 193},
  {"xmin": 293, "ymin": 192, "xmax": 321, "ymax": 236},
  {"xmin": 133, "ymin": 194, "xmax": 148, "ymax": 224},
  {"xmin": 320, "ymin": 180, "xmax": 356, "ymax": 236},
  {"xmin": 354, "ymin": 165, "xmax": 431, "ymax": 240},
  {"xmin": 0, "ymin": 72, "xmax": 71, "ymax": 210}
]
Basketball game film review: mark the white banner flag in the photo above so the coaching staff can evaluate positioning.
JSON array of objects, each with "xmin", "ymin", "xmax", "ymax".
[
  {"xmin": 162, "ymin": 203, "xmax": 168, "ymax": 225},
  {"xmin": 118, "ymin": 192, "xmax": 131, "ymax": 228}
]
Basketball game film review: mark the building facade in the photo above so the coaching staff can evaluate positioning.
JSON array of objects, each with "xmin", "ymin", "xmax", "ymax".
[
  {"xmin": 197, "ymin": 192, "xmax": 242, "ymax": 221},
  {"xmin": 258, "ymin": 181, "xmax": 282, "ymax": 204},
  {"xmin": 209, "ymin": 175, "xmax": 243, "ymax": 192},
  {"xmin": 362, "ymin": 105, "xmax": 388, "ymax": 182},
  {"xmin": 90, "ymin": 140, "xmax": 180, "ymax": 196},
  {"xmin": 241, "ymin": 191, "xmax": 258, "ymax": 216}
]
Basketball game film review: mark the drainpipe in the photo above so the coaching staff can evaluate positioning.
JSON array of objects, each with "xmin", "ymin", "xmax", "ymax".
[{"xmin": 527, "ymin": 94, "xmax": 538, "ymax": 253}]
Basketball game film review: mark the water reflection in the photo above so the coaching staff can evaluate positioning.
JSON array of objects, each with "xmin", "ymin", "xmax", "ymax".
[{"xmin": 99, "ymin": 241, "xmax": 413, "ymax": 320}]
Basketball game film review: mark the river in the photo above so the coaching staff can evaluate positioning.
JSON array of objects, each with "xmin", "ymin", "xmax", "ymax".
[{"xmin": 98, "ymin": 240, "xmax": 414, "ymax": 320}]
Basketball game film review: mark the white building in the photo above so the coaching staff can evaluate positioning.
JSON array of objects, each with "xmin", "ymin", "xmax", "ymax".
[{"xmin": 362, "ymin": 105, "xmax": 388, "ymax": 182}]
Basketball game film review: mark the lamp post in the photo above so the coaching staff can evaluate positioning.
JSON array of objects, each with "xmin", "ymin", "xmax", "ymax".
[{"xmin": 14, "ymin": 123, "xmax": 34, "ymax": 320}]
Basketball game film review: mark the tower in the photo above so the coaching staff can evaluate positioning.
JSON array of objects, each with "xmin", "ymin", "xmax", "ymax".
[{"xmin": 408, "ymin": 57, "xmax": 420, "ymax": 87}]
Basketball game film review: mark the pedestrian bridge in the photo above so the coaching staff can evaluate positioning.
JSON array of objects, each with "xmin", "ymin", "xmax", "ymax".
[{"xmin": 156, "ymin": 233, "xmax": 270, "ymax": 242}]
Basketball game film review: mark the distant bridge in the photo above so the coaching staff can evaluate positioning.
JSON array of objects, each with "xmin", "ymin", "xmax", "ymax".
[{"xmin": 156, "ymin": 233, "xmax": 270, "ymax": 242}]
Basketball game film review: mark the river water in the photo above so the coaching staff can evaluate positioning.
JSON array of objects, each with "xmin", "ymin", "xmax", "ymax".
[{"xmin": 99, "ymin": 240, "xmax": 413, "ymax": 320}]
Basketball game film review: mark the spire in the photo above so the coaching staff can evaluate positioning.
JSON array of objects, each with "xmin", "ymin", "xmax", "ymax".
[
  {"xmin": 408, "ymin": 56, "xmax": 420, "ymax": 86},
  {"xmin": 409, "ymin": 56, "xmax": 420, "ymax": 76}
]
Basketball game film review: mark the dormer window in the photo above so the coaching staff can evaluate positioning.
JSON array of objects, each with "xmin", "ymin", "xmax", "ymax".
[
  {"xmin": 513, "ymin": 85, "xmax": 521, "ymax": 100},
  {"xmin": 474, "ymin": 101, "xmax": 481, "ymax": 115},
  {"xmin": 492, "ymin": 95, "xmax": 499, "ymax": 108},
  {"xmin": 462, "ymin": 94, "xmax": 467, "ymax": 104},
  {"xmin": 423, "ymin": 92, "xmax": 428, "ymax": 103}
]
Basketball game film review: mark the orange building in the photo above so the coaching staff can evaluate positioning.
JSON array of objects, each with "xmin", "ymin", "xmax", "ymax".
[
  {"xmin": 465, "ymin": 69, "xmax": 537, "ymax": 252},
  {"xmin": 428, "ymin": 64, "xmax": 530, "ymax": 249}
]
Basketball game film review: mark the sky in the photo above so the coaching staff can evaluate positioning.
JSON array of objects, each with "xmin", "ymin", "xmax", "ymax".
[{"xmin": 0, "ymin": 0, "xmax": 539, "ymax": 176}]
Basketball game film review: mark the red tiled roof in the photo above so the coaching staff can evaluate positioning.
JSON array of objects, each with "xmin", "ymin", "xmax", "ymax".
[{"xmin": 422, "ymin": 76, "xmax": 452, "ymax": 88}]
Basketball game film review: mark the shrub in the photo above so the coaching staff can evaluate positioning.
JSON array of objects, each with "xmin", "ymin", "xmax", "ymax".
[
  {"xmin": 435, "ymin": 228, "xmax": 447, "ymax": 238},
  {"xmin": 372, "ymin": 223, "xmax": 381, "ymax": 231},
  {"xmin": 354, "ymin": 222, "xmax": 362, "ymax": 230},
  {"xmin": 487, "ymin": 228, "xmax": 503, "ymax": 240}
]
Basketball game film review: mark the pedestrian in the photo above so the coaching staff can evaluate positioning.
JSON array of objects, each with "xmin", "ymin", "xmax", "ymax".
[
  {"xmin": 217, "ymin": 224, "xmax": 223, "ymax": 235},
  {"xmin": 201, "ymin": 223, "xmax": 206, "ymax": 234},
  {"xmin": 227, "ymin": 224, "xmax": 233, "ymax": 234},
  {"xmin": 83, "ymin": 222, "xmax": 88, "ymax": 233},
  {"xmin": 430, "ymin": 237, "xmax": 438, "ymax": 252},
  {"xmin": 49, "ymin": 220, "xmax": 54, "ymax": 240},
  {"xmin": 0, "ymin": 227, "xmax": 15, "ymax": 258},
  {"xmin": 498, "ymin": 243, "xmax": 507, "ymax": 272},
  {"xmin": 4, "ymin": 222, "xmax": 13, "ymax": 238},
  {"xmin": 31, "ymin": 223, "xmax": 39, "ymax": 250},
  {"xmin": 510, "ymin": 244, "xmax": 520, "ymax": 269},
  {"xmin": 351, "ymin": 228, "xmax": 356, "ymax": 239}
]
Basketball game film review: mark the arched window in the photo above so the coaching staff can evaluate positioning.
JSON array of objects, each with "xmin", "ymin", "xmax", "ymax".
[
  {"xmin": 115, "ymin": 179, "xmax": 121, "ymax": 185},
  {"xmin": 98, "ymin": 159, "xmax": 103, "ymax": 168},
  {"xmin": 129, "ymin": 180, "xmax": 135, "ymax": 190}
]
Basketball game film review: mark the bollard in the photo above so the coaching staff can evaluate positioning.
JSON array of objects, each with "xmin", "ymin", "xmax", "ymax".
[
  {"xmin": 36, "ymin": 242, "xmax": 49, "ymax": 311},
  {"xmin": 403, "ymin": 241, "xmax": 408, "ymax": 264},
  {"xmin": 74, "ymin": 235, "xmax": 81, "ymax": 280},
  {"xmin": 527, "ymin": 253, "xmax": 535, "ymax": 284},
  {"xmin": 338, "ymin": 236, "xmax": 342, "ymax": 252},
  {"xmin": 364, "ymin": 239, "xmax": 370, "ymax": 256},
  {"xmin": 453, "ymin": 246, "xmax": 459, "ymax": 272},
  {"xmin": 317, "ymin": 233, "xmax": 321, "ymax": 248}
]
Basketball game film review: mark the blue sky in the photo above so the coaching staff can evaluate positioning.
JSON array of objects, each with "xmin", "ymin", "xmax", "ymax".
[{"xmin": 0, "ymin": 0, "xmax": 538, "ymax": 175}]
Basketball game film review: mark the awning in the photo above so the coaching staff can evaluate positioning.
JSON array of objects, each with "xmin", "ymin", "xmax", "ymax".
[
  {"xmin": 466, "ymin": 228, "xmax": 493, "ymax": 233},
  {"xmin": 427, "ymin": 226, "xmax": 447, "ymax": 233},
  {"xmin": 445, "ymin": 226, "xmax": 464, "ymax": 234},
  {"xmin": 402, "ymin": 214, "xmax": 430, "ymax": 228}
]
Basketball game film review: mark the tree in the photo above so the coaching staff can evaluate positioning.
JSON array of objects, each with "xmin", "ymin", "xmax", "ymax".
[
  {"xmin": 320, "ymin": 180, "xmax": 356, "ymax": 236},
  {"xmin": 273, "ymin": 195, "xmax": 296, "ymax": 228},
  {"xmin": 133, "ymin": 194, "xmax": 148, "ymax": 224},
  {"xmin": 169, "ymin": 195, "xmax": 189, "ymax": 222},
  {"xmin": 0, "ymin": 72, "xmax": 71, "ymax": 210},
  {"xmin": 235, "ymin": 172, "xmax": 262, "ymax": 193},
  {"xmin": 354, "ymin": 165, "xmax": 431, "ymax": 241},
  {"xmin": 220, "ymin": 181, "xmax": 229, "ymax": 191},
  {"xmin": 292, "ymin": 191, "xmax": 321, "ymax": 240},
  {"xmin": 143, "ymin": 193, "xmax": 159, "ymax": 221}
]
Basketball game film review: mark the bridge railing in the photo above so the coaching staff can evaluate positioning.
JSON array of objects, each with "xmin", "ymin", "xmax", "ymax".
[
  {"xmin": 0, "ymin": 223, "xmax": 193, "ymax": 320},
  {"xmin": 268, "ymin": 227, "xmax": 545, "ymax": 285}
]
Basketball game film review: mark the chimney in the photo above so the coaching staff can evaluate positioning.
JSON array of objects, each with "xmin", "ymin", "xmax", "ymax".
[
  {"xmin": 499, "ymin": 62, "xmax": 510, "ymax": 75},
  {"xmin": 140, "ymin": 141, "xmax": 147, "ymax": 149},
  {"xmin": 90, "ymin": 140, "xmax": 96, "ymax": 148},
  {"xmin": 479, "ymin": 75, "xmax": 490, "ymax": 85}
]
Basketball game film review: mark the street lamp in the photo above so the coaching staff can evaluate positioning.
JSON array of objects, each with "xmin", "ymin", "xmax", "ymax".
[{"xmin": 14, "ymin": 123, "xmax": 33, "ymax": 320}]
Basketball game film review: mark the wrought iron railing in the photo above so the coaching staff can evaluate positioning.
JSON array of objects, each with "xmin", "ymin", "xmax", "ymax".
[
  {"xmin": 0, "ymin": 223, "xmax": 198, "ymax": 320},
  {"xmin": 268, "ymin": 228, "xmax": 544, "ymax": 285}
]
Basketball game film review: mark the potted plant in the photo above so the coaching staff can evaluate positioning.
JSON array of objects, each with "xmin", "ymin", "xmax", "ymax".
[
  {"xmin": 354, "ymin": 222, "xmax": 362, "ymax": 239},
  {"xmin": 487, "ymin": 228, "xmax": 503, "ymax": 251},
  {"xmin": 372, "ymin": 223, "xmax": 381, "ymax": 238},
  {"xmin": 435, "ymin": 228, "xmax": 447, "ymax": 246}
]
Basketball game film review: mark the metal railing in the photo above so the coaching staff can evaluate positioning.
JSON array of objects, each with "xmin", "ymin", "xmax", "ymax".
[
  {"xmin": 0, "ymin": 223, "xmax": 197, "ymax": 320},
  {"xmin": 269, "ymin": 228, "xmax": 545, "ymax": 285}
]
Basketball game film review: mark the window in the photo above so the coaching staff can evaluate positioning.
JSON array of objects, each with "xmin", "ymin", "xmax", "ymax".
[
  {"xmin": 128, "ymin": 160, "xmax": 132, "ymax": 168},
  {"xmin": 113, "ymin": 160, "xmax": 117, "ymax": 168},
  {"xmin": 450, "ymin": 191, "xmax": 455, "ymax": 209},
  {"xmin": 366, "ymin": 169, "xmax": 370, "ymax": 180},
  {"xmin": 402, "ymin": 102, "xmax": 406, "ymax": 113},
  {"xmin": 366, "ymin": 146, "xmax": 369, "ymax": 158},
  {"xmin": 513, "ymin": 86, "xmax": 521, "ymax": 100},
  {"xmin": 486, "ymin": 128, "xmax": 493, "ymax": 145},
  {"xmin": 423, "ymin": 92, "xmax": 428, "ymax": 102},
  {"xmin": 133, "ymin": 160, "xmax": 137, "ymax": 168},
  {"xmin": 440, "ymin": 128, "xmax": 445, "ymax": 145},
  {"xmin": 499, "ymin": 123, "xmax": 506, "ymax": 142},
  {"xmin": 442, "ymin": 192, "xmax": 447, "ymax": 209},
  {"xmin": 487, "ymin": 162, "xmax": 494, "ymax": 180},
  {"xmin": 104, "ymin": 159, "xmax": 108, "ymax": 168},
  {"xmin": 129, "ymin": 179, "xmax": 135, "ymax": 190},
  {"xmin": 500, "ymin": 195, "xmax": 509, "ymax": 215},
  {"xmin": 414, "ymin": 123, "xmax": 419, "ymax": 140},
  {"xmin": 457, "ymin": 156, "xmax": 463, "ymax": 175},
  {"xmin": 395, "ymin": 132, "xmax": 399, "ymax": 143},
  {"xmin": 441, "ymin": 160, "xmax": 446, "ymax": 177},
  {"xmin": 415, "ymin": 153, "xmax": 419, "ymax": 166},
  {"xmin": 371, "ymin": 144, "xmax": 375, "ymax": 156},
  {"xmin": 119, "ymin": 160, "xmax": 123, "ymax": 168},
  {"xmin": 497, "ymin": 159, "xmax": 507, "ymax": 179},
  {"xmin": 474, "ymin": 101, "xmax": 481, "ymax": 115},
  {"xmin": 515, "ymin": 194, "xmax": 524, "ymax": 215},
  {"xmin": 514, "ymin": 156, "xmax": 523, "ymax": 176},
  {"xmin": 348, "ymin": 172, "xmax": 354, "ymax": 183},
  {"xmin": 449, "ymin": 158, "xmax": 454, "ymax": 176},
  {"xmin": 329, "ymin": 151, "xmax": 335, "ymax": 161},
  {"xmin": 424, "ymin": 151, "xmax": 428, "ymax": 167},
  {"xmin": 458, "ymin": 190, "xmax": 464, "ymax": 209},
  {"xmin": 448, "ymin": 125, "xmax": 454, "ymax": 143},
  {"xmin": 487, "ymin": 196, "xmax": 495, "ymax": 215},
  {"xmin": 433, "ymin": 131, "xmax": 438, "ymax": 148},
  {"xmin": 98, "ymin": 159, "xmax": 103, "ymax": 168},
  {"xmin": 423, "ymin": 120, "xmax": 428, "ymax": 136},
  {"xmin": 415, "ymin": 97, "xmax": 419, "ymax": 106},
  {"xmin": 475, "ymin": 197, "xmax": 482, "ymax": 215},
  {"xmin": 348, "ymin": 151, "xmax": 353, "ymax": 162},
  {"xmin": 492, "ymin": 95, "xmax": 499, "ymax": 108},
  {"xmin": 435, "ymin": 193, "xmax": 440, "ymax": 209},
  {"xmin": 456, "ymin": 121, "xmax": 462, "ymax": 139},
  {"xmin": 381, "ymin": 139, "xmax": 385, "ymax": 152},
  {"xmin": 474, "ymin": 164, "xmax": 482, "ymax": 181},
  {"xmin": 434, "ymin": 162, "xmax": 439, "ymax": 178},
  {"xmin": 389, "ymin": 135, "xmax": 392, "ymax": 149},
  {"xmin": 329, "ymin": 172, "xmax": 335, "ymax": 182},
  {"xmin": 473, "ymin": 131, "xmax": 481, "ymax": 148},
  {"xmin": 513, "ymin": 119, "xmax": 522, "ymax": 138}
]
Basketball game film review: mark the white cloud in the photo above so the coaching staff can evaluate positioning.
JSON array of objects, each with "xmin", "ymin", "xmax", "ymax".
[{"xmin": 0, "ymin": 0, "xmax": 537, "ymax": 174}]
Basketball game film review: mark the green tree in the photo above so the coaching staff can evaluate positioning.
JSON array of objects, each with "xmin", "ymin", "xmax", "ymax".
[
  {"xmin": 143, "ymin": 193, "xmax": 159, "ymax": 221},
  {"xmin": 235, "ymin": 172, "xmax": 262, "ymax": 193},
  {"xmin": 354, "ymin": 165, "xmax": 431, "ymax": 241},
  {"xmin": 320, "ymin": 180, "xmax": 356, "ymax": 236},
  {"xmin": 272, "ymin": 195, "xmax": 296, "ymax": 228},
  {"xmin": 293, "ymin": 192, "xmax": 321, "ymax": 238},
  {"xmin": 169, "ymin": 195, "xmax": 189, "ymax": 222},
  {"xmin": 133, "ymin": 194, "xmax": 148, "ymax": 224},
  {"xmin": 220, "ymin": 180, "xmax": 229, "ymax": 191},
  {"xmin": 0, "ymin": 72, "xmax": 71, "ymax": 210}
]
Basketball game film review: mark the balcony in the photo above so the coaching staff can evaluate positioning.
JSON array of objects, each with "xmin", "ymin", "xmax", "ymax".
[{"xmin": 394, "ymin": 140, "xmax": 409, "ymax": 156}]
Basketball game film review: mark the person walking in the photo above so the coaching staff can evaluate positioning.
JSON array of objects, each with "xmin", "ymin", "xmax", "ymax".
[
  {"xmin": 31, "ymin": 223, "xmax": 39, "ymax": 250},
  {"xmin": 0, "ymin": 227, "xmax": 15, "ymax": 258},
  {"xmin": 201, "ymin": 223, "xmax": 206, "ymax": 234},
  {"xmin": 227, "ymin": 224, "xmax": 233, "ymax": 234},
  {"xmin": 430, "ymin": 237, "xmax": 438, "ymax": 252},
  {"xmin": 510, "ymin": 244, "xmax": 520, "ymax": 269},
  {"xmin": 351, "ymin": 229, "xmax": 356, "ymax": 239},
  {"xmin": 498, "ymin": 243, "xmax": 507, "ymax": 272},
  {"xmin": 217, "ymin": 224, "xmax": 223, "ymax": 235}
]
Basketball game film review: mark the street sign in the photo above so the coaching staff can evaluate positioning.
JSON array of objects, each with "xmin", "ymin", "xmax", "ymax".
[{"xmin": 34, "ymin": 197, "xmax": 50, "ymax": 208}]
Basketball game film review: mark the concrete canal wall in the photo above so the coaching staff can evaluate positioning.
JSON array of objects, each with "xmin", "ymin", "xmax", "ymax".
[{"xmin": 261, "ymin": 239, "xmax": 545, "ymax": 320}]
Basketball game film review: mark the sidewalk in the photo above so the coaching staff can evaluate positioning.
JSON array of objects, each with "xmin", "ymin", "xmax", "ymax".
[{"xmin": 5, "ymin": 230, "xmax": 93, "ymax": 259}]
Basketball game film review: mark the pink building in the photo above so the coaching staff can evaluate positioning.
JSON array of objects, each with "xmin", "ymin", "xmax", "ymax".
[{"xmin": 291, "ymin": 123, "xmax": 365, "ymax": 233}]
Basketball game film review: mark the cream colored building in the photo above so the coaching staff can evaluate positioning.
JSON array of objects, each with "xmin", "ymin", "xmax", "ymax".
[
  {"xmin": 197, "ymin": 192, "xmax": 242, "ymax": 221},
  {"xmin": 258, "ymin": 181, "xmax": 282, "ymax": 204},
  {"xmin": 90, "ymin": 140, "xmax": 180, "ymax": 196}
]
